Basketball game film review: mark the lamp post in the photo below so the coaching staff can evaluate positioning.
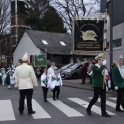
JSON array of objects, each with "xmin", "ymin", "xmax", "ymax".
[{"xmin": 110, "ymin": 0, "xmax": 113, "ymax": 69}]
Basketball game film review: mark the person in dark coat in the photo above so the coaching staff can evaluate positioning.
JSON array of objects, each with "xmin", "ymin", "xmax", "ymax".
[
  {"xmin": 81, "ymin": 64, "xmax": 87, "ymax": 84},
  {"xmin": 109, "ymin": 63, "xmax": 116, "ymax": 90}
]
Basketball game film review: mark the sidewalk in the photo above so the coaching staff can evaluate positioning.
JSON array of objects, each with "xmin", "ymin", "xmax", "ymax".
[{"xmin": 63, "ymin": 78, "xmax": 116, "ymax": 95}]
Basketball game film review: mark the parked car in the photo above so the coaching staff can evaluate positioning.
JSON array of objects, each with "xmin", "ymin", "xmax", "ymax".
[
  {"xmin": 62, "ymin": 61, "xmax": 88, "ymax": 79},
  {"xmin": 59, "ymin": 63, "xmax": 74, "ymax": 78}
]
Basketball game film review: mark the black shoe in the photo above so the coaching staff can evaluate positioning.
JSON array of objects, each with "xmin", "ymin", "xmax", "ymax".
[
  {"xmin": 53, "ymin": 98, "xmax": 56, "ymax": 100},
  {"xmin": 116, "ymin": 108, "xmax": 124, "ymax": 112},
  {"xmin": 102, "ymin": 113, "xmax": 111, "ymax": 117},
  {"xmin": 86, "ymin": 109, "xmax": 92, "ymax": 116},
  {"xmin": 56, "ymin": 97, "xmax": 59, "ymax": 100},
  {"xmin": 44, "ymin": 99, "xmax": 47, "ymax": 102},
  {"xmin": 20, "ymin": 112, "xmax": 23, "ymax": 115},
  {"xmin": 28, "ymin": 111, "xmax": 35, "ymax": 115}
]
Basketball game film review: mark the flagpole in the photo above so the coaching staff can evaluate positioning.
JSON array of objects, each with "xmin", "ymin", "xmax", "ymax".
[
  {"xmin": 103, "ymin": 9, "xmax": 108, "ymax": 89},
  {"xmin": 45, "ymin": 48, "xmax": 47, "ymax": 69}
]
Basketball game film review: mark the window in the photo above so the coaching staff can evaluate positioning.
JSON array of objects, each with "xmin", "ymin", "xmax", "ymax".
[
  {"xmin": 59, "ymin": 41, "xmax": 66, "ymax": 46},
  {"xmin": 113, "ymin": 39, "xmax": 122, "ymax": 48},
  {"xmin": 41, "ymin": 40, "xmax": 48, "ymax": 45}
]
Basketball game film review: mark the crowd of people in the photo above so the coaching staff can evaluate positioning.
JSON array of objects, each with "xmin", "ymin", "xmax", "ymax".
[
  {"xmin": 85, "ymin": 53, "xmax": 124, "ymax": 117},
  {"xmin": 1, "ymin": 52, "xmax": 124, "ymax": 118}
]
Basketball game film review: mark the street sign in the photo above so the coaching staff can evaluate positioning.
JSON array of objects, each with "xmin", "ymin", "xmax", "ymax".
[
  {"xmin": 72, "ymin": 18, "xmax": 106, "ymax": 53},
  {"xmin": 33, "ymin": 54, "xmax": 47, "ymax": 67}
]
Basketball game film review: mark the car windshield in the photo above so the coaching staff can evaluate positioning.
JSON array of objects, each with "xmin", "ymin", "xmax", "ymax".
[
  {"xmin": 69, "ymin": 63, "xmax": 79, "ymax": 69},
  {"xmin": 61, "ymin": 63, "xmax": 73, "ymax": 69}
]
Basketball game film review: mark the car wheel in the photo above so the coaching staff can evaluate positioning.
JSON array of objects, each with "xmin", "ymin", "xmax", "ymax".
[{"xmin": 72, "ymin": 73, "xmax": 78, "ymax": 79}]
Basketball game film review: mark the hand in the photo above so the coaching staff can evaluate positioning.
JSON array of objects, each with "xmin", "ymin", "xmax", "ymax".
[
  {"xmin": 35, "ymin": 86, "xmax": 38, "ymax": 88},
  {"xmin": 115, "ymin": 86, "xmax": 118, "ymax": 90},
  {"xmin": 102, "ymin": 59, "xmax": 107, "ymax": 65}
]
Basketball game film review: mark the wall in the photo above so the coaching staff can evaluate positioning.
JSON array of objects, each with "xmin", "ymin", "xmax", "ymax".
[
  {"xmin": 13, "ymin": 32, "xmax": 41, "ymax": 65},
  {"xmin": 106, "ymin": 22, "xmax": 124, "ymax": 69}
]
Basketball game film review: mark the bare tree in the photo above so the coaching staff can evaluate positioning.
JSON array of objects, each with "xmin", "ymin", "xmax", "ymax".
[
  {"xmin": 0, "ymin": 0, "xmax": 11, "ymax": 63},
  {"xmin": 0, "ymin": 0, "xmax": 11, "ymax": 40},
  {"xmin": 25, "ymin": 0, "xmax": 49, "ymax": 18},
  {"xmin": 51, "ymin": 0, "xmax": 100, "ymax": 33},
  {"xmin": 51, "ymin": 0, "xmax": 86, "ymax": 32}
]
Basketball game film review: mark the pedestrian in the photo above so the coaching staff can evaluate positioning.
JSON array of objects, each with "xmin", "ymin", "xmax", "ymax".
[
  {"xmin": 0, "ymin": 69, "xmax": 2, "ymax": 85},
  {"xmin": 1, "ymin": 68, "xmax": 6, "ymax": 86},
  {"xmin": 41, "ymin": 68, "xmax": 49, "ymax": 102},
  {"xmin": 48, "ymin": 62, "xmax": 57, "ymax": 96},
  {"xmin": 81, "ymin": 64, "xmax": 87, "ymax": 84},
  {"xmin": 36, "ymin": 67, "xmax": 41, "ymax": 81},
  {"xmin": 49, "ymin": 67, "xmax": 62, "ymax": 100},
  {"xmin": 6, "ymin": 70, "xmax": 12, "ymax": 89},
  {"xmin": 86, "ymin": 53, "xmax": 111, "ymax": 117},
  {"xmin": 87, "ymin": 61, "xmax": 93, "ymax": 84},
  {"xmin": 109, "ymin": 63, "xmax": 116, "ymax": 90},
  {"xmin": 48, "ymin": 62, "xmax": 56, "ymax": 75},
  {"xmin": 15, "ymin": 53, "xmax": 38, "ymax": 115},
  {"xmin": 112, "ymin": 55, "xmax": 124, "ymax": 112}
]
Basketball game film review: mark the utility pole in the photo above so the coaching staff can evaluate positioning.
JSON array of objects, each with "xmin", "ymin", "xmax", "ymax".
[
  {"xmin": 110, "ymin": 0, "xmax": 113, "ymax": 69},
  {"xmin": 15, "ymin": 0, "xmax": 18, "ymax": 45}
]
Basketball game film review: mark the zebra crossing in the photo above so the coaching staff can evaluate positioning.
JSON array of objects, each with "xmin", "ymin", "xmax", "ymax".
[{"xmin": 0, "ymin": 97, "xmax": 121, "ymax": 121}]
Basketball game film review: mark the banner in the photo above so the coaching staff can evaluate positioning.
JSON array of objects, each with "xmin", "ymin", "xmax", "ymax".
[
  {"xmin": 34, "ymin": 54, "xmax": 47, "ymax": 67},
  {"xmin": 73, "ymin": 18, "xmax": 106, "ymax": 53}
]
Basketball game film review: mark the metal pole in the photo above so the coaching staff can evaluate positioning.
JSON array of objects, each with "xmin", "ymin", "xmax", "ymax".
[
  {"xmin": 15, "ymin": 0, "xmax": 18, "ymax": 45},
  {"xmin": 110, "ymin": 0, "xmax": 113, "ymax": 69}
]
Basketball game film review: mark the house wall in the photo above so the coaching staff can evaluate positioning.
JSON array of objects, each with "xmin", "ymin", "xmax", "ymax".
[{"xmin": 13, "ymin": 32, "xmax": 41, "ymax": 65}]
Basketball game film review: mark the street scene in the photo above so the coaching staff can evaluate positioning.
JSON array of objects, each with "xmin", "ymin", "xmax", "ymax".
[
  {"xmin": 0, "ymin": 0, "xmax": 124, "ymax": 124},
  {"xmin": 0, "ymin": 84, "xmax": 123, "ymax": 124}
]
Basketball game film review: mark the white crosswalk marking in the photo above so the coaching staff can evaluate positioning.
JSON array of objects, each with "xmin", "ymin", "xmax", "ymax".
[
  {"xmin": 68, "ymin": 98, "xmax": 116, "ymax": 115},
  {"xmin": 47, "ymin": 98, "xmax": 84, "ymax": 117},
  {"xmin": 108, "ymin": 97, "xmax": 123, "ymax": 109},
  {"xmin": 89, "ymin": 97, "xmax": 117, "ymax": 108},
  {"xmin": 25, "ymin": 99, "xmax": 51, "ymax": 119},
  {"xmin": 0, "ymin": 100, "xmax": 15, "ymax": 121},
  {"xmin": 109, "ymin": 97, "xmax": 116, "ymax": 100}
]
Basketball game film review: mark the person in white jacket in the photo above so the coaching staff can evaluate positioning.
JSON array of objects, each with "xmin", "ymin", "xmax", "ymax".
[
  {"xmin": 15, "ymin": 53, "xmax": 38, "ymax": 115},
  {"xmin": 48, "ymin": 62, "xmax": 56, "ymax": 75},
  {"xmin": 41, "ymin": 68, "xmax": 49, "ymax": 102},
  {"xmin": 49, "ymin": 67, "xmax": 62, "ymax": 100}
]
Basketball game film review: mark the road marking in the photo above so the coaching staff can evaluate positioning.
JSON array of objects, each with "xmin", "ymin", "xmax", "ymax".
[
  {"xmin": 108, "ymin": 97, "xmax": 123, "ymax": 109},
  {"xmin": 47, "ymin": 98, "xmax": 84, "ymax": 117},
  {"xmin": 25, "ymin": 99, "xmax": 51, "ymax": 119},
  {"xmin": 68, "ymin": 98, "xmax": 115, "ymax": 115},
  {"xmin": 109, "ymin": 97, "xmax": 116, "ymax": 100},
  {"xmin": 0, "ymin": 100, "xmax": 15, "ymax": 121}
]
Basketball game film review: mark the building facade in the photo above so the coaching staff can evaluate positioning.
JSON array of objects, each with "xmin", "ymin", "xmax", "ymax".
[{"xmin": 101, "ymin": 0, "xmax": 124, "ymax": 69}]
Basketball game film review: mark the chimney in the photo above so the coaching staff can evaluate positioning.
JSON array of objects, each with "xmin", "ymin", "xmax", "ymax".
[{"xmin": 11, "ymin": 0, "xmax": 30, "ymax": 51}]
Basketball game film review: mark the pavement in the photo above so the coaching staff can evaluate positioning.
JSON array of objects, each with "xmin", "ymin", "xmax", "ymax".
[{"xmin": 63, "ymin": 78, "xmax": 117, "ymax": 95}]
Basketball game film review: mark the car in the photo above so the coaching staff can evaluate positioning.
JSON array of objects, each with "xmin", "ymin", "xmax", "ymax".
[
  {"xmin": 62, "ymin": 61, "xmax": 88, "ymax": 79},
  {"xmin": 59, "ymin": 63, "xmax": 74, "ymax": 78}
]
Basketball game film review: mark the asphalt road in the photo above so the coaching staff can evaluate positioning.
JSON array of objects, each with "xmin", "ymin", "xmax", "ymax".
[{"xmin": 0, "ymin": 82, "xmax": 124, "ymax": 124}]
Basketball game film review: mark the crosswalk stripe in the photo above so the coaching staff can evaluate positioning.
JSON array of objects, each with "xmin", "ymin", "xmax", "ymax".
[
  {"xmin": 108, "ymin": 97, "xmax": 123, "ymax": 109},
  {"xmin": 68, "ymin": 98, "xmax": 116, "ymax": 115},
  {"xmin": 25, "ymin": 99, "xmax": 51, "ymax": 119},
  {"xmin": 0, "ymin": 100, "xmax": 16, "ymax": 121},
  {"xmin": 109, "ymin": 97, "xmax": 116, "ymax": 100},
  {"xmin": 89, "ymin": 97, "xmax": 117, "ymax": 108},
  {"xmin": 47, "ymin": 98, "xmax": 84, "ymax": 117}
]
